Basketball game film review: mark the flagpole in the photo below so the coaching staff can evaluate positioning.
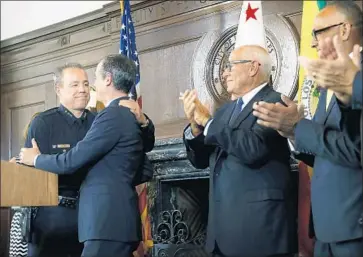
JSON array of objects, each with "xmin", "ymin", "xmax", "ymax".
[{"xmin": 119, "ymin": 0, "xmax": 124, "ymax": 17}]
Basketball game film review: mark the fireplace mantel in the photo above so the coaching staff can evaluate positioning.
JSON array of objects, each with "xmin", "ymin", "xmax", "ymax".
[
  {"xmin": 146, "ymin": 137, "xmax": 298, "ymax": 257},
  {"xmin": 147, "ymin": 137, "xmax": 210, "ymax": 256},
  {"xmin": 148, "ymin": 137, "xmax": 209, "ymax": 181}
]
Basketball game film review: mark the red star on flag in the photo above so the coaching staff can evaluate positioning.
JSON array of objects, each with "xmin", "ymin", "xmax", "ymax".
[{"xmin": 245, "ymin": 2, "xmax": 259, "ymax": 21}]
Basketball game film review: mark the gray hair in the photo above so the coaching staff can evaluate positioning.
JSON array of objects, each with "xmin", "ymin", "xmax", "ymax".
[
  {"xmin": 256, "ymin": 51, "xmax": 272, "ymax": 81},
  {"xmin": 245, "ymin": 45, "xmax": 272, "ymax": 81},
  {"xmin": 52, "ymin": 63, "xmax": 85, "ymax": 88},
  {"xmin": 328, "ymin": 1, "xmax": 362, "ymax": 27},
  {"xmin": 100, "ymin": 54, "xmax": 136, "ymax": 93}
]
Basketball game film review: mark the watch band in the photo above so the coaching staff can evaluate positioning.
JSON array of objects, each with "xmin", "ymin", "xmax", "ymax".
[{"xmin": 140, "ymin": 118, "xmax": 149, "ymax": 128}]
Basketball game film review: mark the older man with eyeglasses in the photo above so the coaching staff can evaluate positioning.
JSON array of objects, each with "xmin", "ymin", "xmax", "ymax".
[
  {"xmin": 253, "ymin": 1, "xmax": 362, "ymax": 256},
  {"xmin": 179, "ymin": 45, "xmax": 298, "ymax": 257}
]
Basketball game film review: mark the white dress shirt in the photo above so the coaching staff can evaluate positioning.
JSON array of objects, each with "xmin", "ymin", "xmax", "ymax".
[{"xmin": 185, "ymin": 82, "xmax": 268, "ymax": 139}]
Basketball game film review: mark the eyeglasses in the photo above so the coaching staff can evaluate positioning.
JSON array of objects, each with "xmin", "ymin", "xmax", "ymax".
[
  {"xmin": 312, "ymin": 21, "xmax": 363, "ymax": 41},
  {"xmin": 225, "ymin": 60, "xmax": 260, "ymax": 72},
  {"xmin": 311, "ymin": 22, "xmax": 344, "ymax": 41}
]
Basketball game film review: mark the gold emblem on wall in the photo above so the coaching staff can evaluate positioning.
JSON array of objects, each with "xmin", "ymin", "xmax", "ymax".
[{"xmin": 191, "ymin": 14, "xmax": 300, "ymax": 109}]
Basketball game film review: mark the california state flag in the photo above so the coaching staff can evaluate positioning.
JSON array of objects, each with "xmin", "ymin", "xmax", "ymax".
[{"xmin": 235, "ymin": 1, "xmax": 266, "ymax": 49}]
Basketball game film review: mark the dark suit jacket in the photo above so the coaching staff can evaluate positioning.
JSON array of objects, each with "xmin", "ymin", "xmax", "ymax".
[
  {"xmin": 183, "ymin": 85, "xmax": 297, "ymax": 257},
  {"xmin": 351, "ymin": 53, "xmax": 362, "ymax": 110},
  {"xmin": 295, "ymin": 90, "xmax": 362, "ymax": 243},
  {"xmin": 35, "ymin": 97, "xmax": 146, "ymax": 243},
  {"xmin": 352, "ymin": 71, "xmax": 362, "ymax": 110},
  {"xmin": 134, "ymin": 113, "xmax": 155, "ymax": 185}
]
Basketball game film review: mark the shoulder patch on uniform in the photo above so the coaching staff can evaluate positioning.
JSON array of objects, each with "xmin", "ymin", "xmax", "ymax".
[{"xmin": 38, "ymin": 107, "xmax": 59, "ymax": 118}]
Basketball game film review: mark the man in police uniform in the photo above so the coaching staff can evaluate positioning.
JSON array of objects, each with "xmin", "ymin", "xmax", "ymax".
[{"xmin": 25, "ymin": 63, "xmax": 155, "ymax": 257}]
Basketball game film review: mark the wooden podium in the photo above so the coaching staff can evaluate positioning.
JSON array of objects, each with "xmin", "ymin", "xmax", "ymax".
[{"xmin": 0, "ymin": 161, "xmax": 58, "ymax": 207}]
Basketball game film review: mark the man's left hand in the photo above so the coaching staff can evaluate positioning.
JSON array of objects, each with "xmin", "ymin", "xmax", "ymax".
[
  {"xmin": 19, "ymin": 139, "xmax": 40, "ymax": 166},
  {"xmin": 252, "ymin": 95, "xmax": 304, "ymax": 139},
  {"xmin": 194, "ymin": 98, "xmax": 211, "ymax": 127},
  {"xmin": 299, "ymin": 35, "xmax": 361, "ymax": 105},
  {"xmin": 119, "ymin": 99, "xmax": 148, "ymax": 126}
]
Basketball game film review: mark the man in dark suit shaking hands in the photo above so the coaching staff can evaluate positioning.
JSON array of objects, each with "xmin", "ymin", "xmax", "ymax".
[
  {"xmin": 180, "ymin": 45, "xmax": 297, "ymax": 257},
  {"xmin": 20, "ymin": 54, "xmax": 147, "ymax": 257}
]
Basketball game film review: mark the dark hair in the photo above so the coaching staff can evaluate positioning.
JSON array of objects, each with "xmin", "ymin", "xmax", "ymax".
[
  {"xmin": 23, "ymin": 112, "xmax": 40, "ymax": 140},
  {"xmin": 328, "ymin": 1, "xmax": 362, "ymax": 27},
  {"xmin": 53, "ymin": 63, "xmax": 85, "ymax": 88},
  {"xmin": 100, "ymin": 54, "xmax": 136, "ymax": 93}
]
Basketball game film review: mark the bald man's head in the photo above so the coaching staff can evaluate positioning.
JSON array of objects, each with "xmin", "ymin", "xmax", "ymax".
[
  {"xmin": 312, "ymin": 1, "xmax": 362, "ymax": 51},
  {"xmin": 223, "ymin": 45, "xmax": 272, "ymax": 98},
  {"xmin": 230, "ymin": 45, "xmax": 272, "ymax": 80}
]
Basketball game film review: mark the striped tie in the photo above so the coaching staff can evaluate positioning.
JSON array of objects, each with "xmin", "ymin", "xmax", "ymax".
[{"xmin": 229, "ymin": 98, "xmax": 244, "ymax": 125}]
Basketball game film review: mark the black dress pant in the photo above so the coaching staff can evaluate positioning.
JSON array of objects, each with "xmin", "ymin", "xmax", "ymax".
[
  {"xmin": 27, "ymin": 205, "xmax": 82, "ymax": 257},
  {"xmin": 81, "ymin": 240, "xmax": 139, "ymax": 257},
  {"xmin": 212, "ymin": 241, "xmax": 294, "ymax": 257}
]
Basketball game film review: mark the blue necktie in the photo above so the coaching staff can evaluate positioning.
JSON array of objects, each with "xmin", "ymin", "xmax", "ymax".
[{"xmin": 229, "ymin": 98, "xmax": 244, "ymax": 125}]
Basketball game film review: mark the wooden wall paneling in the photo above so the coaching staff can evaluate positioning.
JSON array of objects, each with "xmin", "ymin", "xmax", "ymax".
[
  {"xmin": 0, "ymin": 84, "xmax": 49, "ymax": 257},
  {"xmin": 139, "ymin": 39, "xmax": 200, "ymax": 125},
  {"xmin": 7, "ymin": 85, "xmax": 46, "ymax": 158},
  {"xmin": 1, "ymin": 1, "xmax": 305, "ymax": 139},
  {"xmin": 0, "ymin": 208, "xmax": 11, "ymax": 257},
  {"xmin": 1, "ymin": 92, "xmax": 10, "ymax": 160}
]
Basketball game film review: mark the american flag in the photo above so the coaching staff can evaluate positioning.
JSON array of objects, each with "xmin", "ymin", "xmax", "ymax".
[
  {"xmin": 119, "ymin": 1, "xmax": 152, "ymax": 256},
  {"xmin": 119, "ymin": 0, "xmax": 141, "ymax": 106}
]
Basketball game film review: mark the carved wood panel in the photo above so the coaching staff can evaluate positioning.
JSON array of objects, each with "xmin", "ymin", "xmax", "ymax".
[
  {"xmin": 10, "ymin": 103, "xmax": 45, "ymax": 155},
  {"xmin": 1, "ymin": 83, "xmax": 55, "ymax": 160},
  {"xmin": 140, "ymin": 39, "xmax": 199, "ymax": 125}
]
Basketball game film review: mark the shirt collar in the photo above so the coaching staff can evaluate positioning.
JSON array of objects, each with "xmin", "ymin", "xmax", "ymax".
[
  {"xmin": 240, "ymin": 82, "xmax": 268, "ymax": 107},
  {"xmin": 59, "ymin": 105, "xmax": 87, "ymax": 125},
  {"xmin": 106, "ymin": 96, "xmax": 131, "ymax": 107}
]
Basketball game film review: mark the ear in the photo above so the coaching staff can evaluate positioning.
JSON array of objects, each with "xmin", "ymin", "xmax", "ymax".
[
  {"xmin": 340, "ymin": 23, "xmax": 351, "ymax": 41},
  {"xmin": 54, "ymin": 84, "xmax": 61, "ymax": 97},
  {"xmin": 249, "ymin": 61, "xmax": 260, "ymax": 77},
  {"xmin": 105, "ymin": 72, "xmax": 113, "ymax": 87}
]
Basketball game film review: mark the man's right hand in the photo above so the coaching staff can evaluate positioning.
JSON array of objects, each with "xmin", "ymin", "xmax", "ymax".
[
  {"xmin": 179, "ymin": 89, "xmax": 202, "ymax": 136},
  {"xmin": 299, "ymin": 35, "xmax": 361, "ymax": 105},
  {"xmin": 119, "ymin": 99, "xmax": 148, "ymax": 126}
]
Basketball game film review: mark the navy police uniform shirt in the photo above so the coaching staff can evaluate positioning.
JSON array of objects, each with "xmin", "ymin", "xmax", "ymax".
[{"xmin": 25, "ymin": 105, "xmax": 95, "ymax": 190}]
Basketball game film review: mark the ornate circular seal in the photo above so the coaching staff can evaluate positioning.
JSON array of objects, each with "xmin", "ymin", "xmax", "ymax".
[
  {"xmin": 191, "ymin": 14, "xmax": 300, "ymax": 107},
  {"xmin": 205, "ymin": 26, "xmax": 280, "ymax": 103},
  {"xmin": 300, "ymin": 78, "xmax": 319, "ymax": 119}
]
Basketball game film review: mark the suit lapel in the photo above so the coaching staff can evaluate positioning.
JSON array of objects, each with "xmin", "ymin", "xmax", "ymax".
[
  {"xmin": 213, "ymin": 85, "xmax": 272, "ymax": 164},
  {"xmin": 223, "ymin": 102, "xmax": 235, "ymax": 125},
  {"xmin": 214, "ymin": 102, "xmax": 234, "ymax": 162},
  {"xmin": 231, "ymin": 85, "xmax": 272, "ymax": 128},
  {"xmin": 316, "ymin": 89, "xmax": 336, "ymax": 125},
  {"xmin": 323, "ymin": 95, "xmax": 337, "ymax": 125},
  {"xmin": 314, "ymin": 90, "xmax": 327, "ymax": 124}
]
